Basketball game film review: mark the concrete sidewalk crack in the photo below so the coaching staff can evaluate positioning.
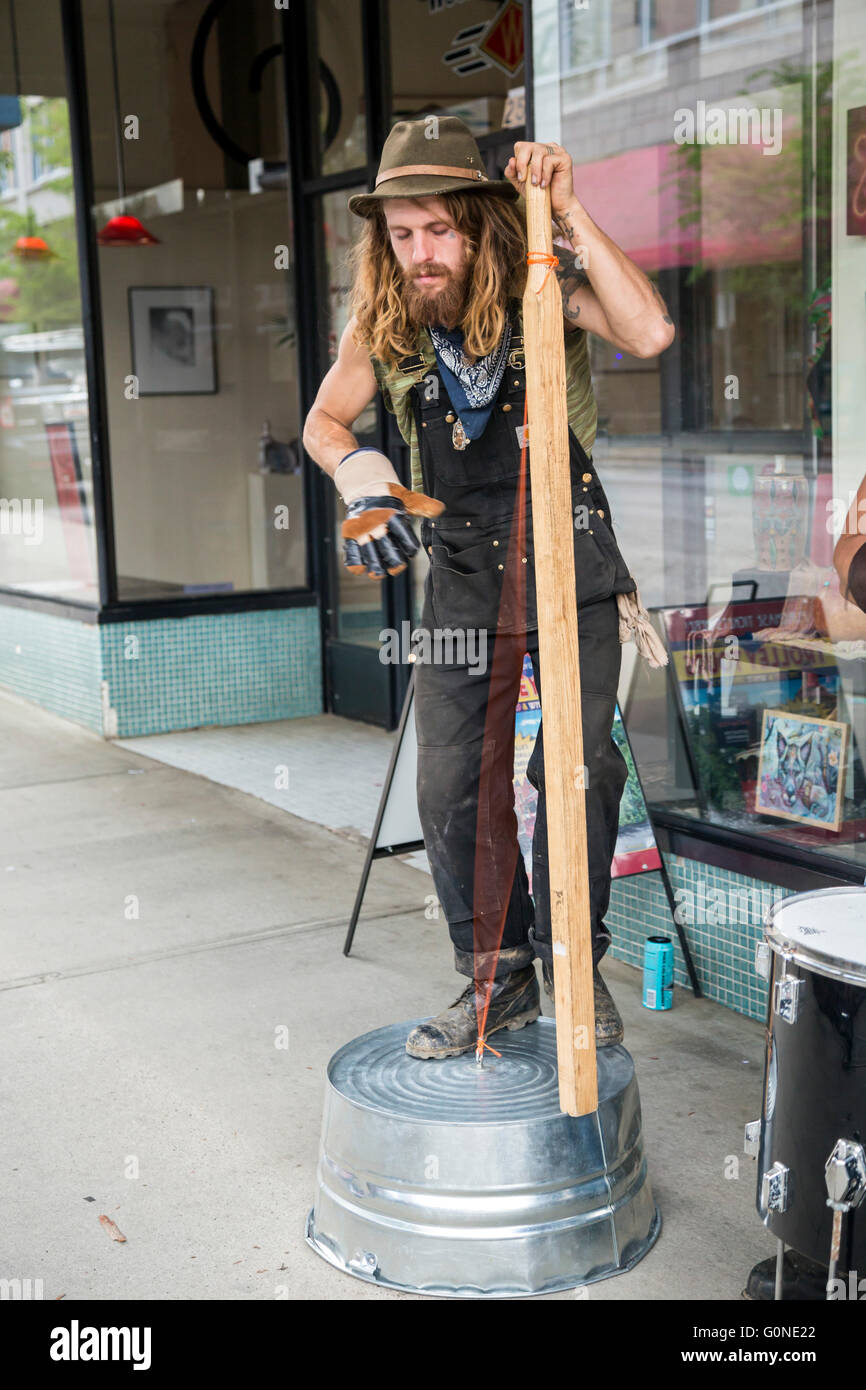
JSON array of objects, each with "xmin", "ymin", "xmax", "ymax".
[{"xmin": 0, "ymin": 902, "xmax": 422, "ymax": 993}]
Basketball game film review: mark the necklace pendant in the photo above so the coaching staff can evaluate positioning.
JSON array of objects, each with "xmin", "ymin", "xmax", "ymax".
[{"xmin": 451, "ymin": 418, "xmax": 469, "ymax": 451}]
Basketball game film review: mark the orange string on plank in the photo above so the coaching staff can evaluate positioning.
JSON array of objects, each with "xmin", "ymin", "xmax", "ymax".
[{"xmin": 526, "ymin": 250, "xmax": 559, "ymax": 294}]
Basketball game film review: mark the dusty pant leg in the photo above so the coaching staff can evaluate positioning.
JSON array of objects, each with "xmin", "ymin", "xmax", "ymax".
[
  {"xmin": 414, "ymin": 630, "xmax": 535, "ymax": 981},
  {"xmin": 526, "ymin": 596, "xmax": 627, "ymax": 967}
]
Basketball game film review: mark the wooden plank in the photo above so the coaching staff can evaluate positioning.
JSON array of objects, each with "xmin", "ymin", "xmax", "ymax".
[{"xmin": 522, "ymin": 181, "xmax": 598, "ymax": 1117}]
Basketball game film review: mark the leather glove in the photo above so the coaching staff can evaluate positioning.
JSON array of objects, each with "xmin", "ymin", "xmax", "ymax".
[{"xmin": 334, "ymin": 448, "xmax": 444, "ymax": 579}]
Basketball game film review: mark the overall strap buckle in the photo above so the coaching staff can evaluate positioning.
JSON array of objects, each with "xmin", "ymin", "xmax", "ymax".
[
  {"xmin": 507, "ymin": 304, "xmax": 525, "ymax": 371},
  {"xmin": 396, "ymin": 351, "xmax": 427, "ymax": 372}
]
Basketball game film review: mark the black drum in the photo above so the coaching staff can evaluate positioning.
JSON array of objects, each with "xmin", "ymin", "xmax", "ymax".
[{"xmin": 750, "ymin": 887, "xmax": 866, "ymax": 1273}]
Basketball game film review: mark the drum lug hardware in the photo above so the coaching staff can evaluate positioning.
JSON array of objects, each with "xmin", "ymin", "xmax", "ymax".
[
  {"xmin": 773, "ymin": 975, "xmax": 801, "ymax": 1024},
  {"xmin": 754, "ymin": 941, "xmax": 770, "ymax": 981},
  {"xmin": 761, "ymin": 1162, "xmax": 790, "ymax": 1213},
  {"xmin": 744, "ymin": 1120, "xmax": 761, "ymax": 1157},
  {"xmin": 824, "ymin": 1140, "xmax": 866, "ymax": 1212}
]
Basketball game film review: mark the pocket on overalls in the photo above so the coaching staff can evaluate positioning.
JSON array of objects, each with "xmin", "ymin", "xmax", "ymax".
[
  {"xmin": 421, "ymin": 411, "xmax": 523, "ymax": 488},
  {"xmin": 570, "ymin": 526, "xmax": 618, "ymax": 606},
  {"xmin": 568, "ymin": 441, "xmax": 631, "ymax": 599},
  {"xmin": 429, "ymin": 527, "xmax": 513, "ymax": 630}
]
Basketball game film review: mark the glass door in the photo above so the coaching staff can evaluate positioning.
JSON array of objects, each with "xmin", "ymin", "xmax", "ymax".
[
  {"xmin": 286, "ymin": 0, "xmax": 528, "ymax": 727},
  {"xmin": 320, "ymin": 182, "xmax": 408, "ymax": 724},
  {"xmin": 285, "ymin": 0, "xmax": 411, "ymax": 728}
]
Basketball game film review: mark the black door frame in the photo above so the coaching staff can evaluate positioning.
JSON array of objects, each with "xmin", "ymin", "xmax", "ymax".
[
  {"xmin": 280, "ymin": 0, "xmax": 412, "ymax": 729},
  {"xmin": 280, "ymin": 0, "xmax": 531, "ymax": 730}
]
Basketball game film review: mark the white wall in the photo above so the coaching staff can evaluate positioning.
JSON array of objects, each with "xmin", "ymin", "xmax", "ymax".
[
  {"xmin": 98, "ymin": 192, "xmax": 300, "ymax": 590},
  {"xmin": 87, "ymin": 0, "xmax": 301, "ymax": 591}
]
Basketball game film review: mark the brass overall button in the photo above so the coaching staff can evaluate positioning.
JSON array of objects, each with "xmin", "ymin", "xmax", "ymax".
[
  {"xmin": 582, "ymin": 472, "xmax": 592, "ymax": 482},
  {"xmin": 598, "ymin": 509, "xmax": 605, "ymax": 518},
  {"xmin": 502, "ymin": 403, "xmax": 512, "ymax": 412},
  {"xmin": 497, "ymin": 564, "xmax": 504, "ymax": 571},
  {"xmin": 445, "ymin": 413, "xmax": 455, "ymax": 423},
  {"xmin": 492, "ymin": 540, "xmax": 499, "ymax": 547}
]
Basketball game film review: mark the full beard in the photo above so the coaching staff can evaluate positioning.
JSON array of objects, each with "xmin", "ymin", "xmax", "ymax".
[{"xmin": 401, "ymin": 262, "xmax": 470, "ymax": 331}]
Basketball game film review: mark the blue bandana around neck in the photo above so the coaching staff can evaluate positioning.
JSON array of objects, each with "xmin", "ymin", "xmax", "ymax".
[{"xmin": 428, "ymin": 321, "xmax": 512, "ymax": 441}]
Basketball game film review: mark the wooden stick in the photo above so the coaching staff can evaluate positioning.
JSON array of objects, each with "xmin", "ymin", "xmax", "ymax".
[{"xmin": 522, "ymin": 181, "xmax": 598, "ymax": 1117}]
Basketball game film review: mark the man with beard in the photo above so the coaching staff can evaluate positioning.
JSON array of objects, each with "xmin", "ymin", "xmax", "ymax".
[{"xmin": 303, "ymin": 116, "xmax": 674, "ymax": 1059}]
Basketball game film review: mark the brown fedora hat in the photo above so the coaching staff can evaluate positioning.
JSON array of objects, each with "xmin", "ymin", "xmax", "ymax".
[{"xmin": 348, "ymin": 115, "xmax": 518, "ymax": 218}]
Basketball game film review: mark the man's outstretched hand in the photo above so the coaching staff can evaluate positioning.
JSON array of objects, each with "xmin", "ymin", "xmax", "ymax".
[
  {"xmin": 342, "ymin": 482, "xmax": 443, "ymax": 579},
  {"xmin": 334, "ymin": 448, "xmax": 443, "ymax": 579}
]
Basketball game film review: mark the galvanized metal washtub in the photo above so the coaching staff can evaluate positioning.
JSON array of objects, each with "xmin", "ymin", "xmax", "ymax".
[{"xmin": 305, "ymin": 1017, "xmax": 660, "ymax": 1297}]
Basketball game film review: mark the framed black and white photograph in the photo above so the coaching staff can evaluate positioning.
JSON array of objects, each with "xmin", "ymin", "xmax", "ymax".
[{"xmin": 128, "ymin": 286, "xmax": 217, "ymax": 395}]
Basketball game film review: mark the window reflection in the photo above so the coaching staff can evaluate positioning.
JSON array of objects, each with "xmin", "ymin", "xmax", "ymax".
[
  {"xmin": 537, "ymin": 0, "xmax": 866, "ymax": 869},
  {"xmin": 323, "ymin": 186, "xmax": 382, "ymax": 647},
  {"xmin": 0, "ymin": 2, "xmax": 97, "ymax": 601},
  {"xmin": 82, "ymin": 0, "xmax": 306, "ymax": 600}
]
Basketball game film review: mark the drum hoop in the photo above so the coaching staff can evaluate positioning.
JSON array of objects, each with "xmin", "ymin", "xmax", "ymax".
[
  {"xmin": 767, "ymin": 938, "xmax": 866, "ymax": 988},
  {"xmin": 764, "ymin": 885, "xmax": 866, "ymax": 985},
  {"xmin": 764, "ymin": 884, "xmax": 866, "ymax": 923}
]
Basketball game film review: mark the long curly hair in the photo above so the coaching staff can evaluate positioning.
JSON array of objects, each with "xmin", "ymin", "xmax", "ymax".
[{"xmin": 349, "ymin": 192, "xmax": 527, "ymax": 365}]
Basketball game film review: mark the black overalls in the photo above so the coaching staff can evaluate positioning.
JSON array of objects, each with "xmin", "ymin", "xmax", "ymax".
[{"xmin": 409, "ymin": 316, "xmax": 635, "ymax": 981}]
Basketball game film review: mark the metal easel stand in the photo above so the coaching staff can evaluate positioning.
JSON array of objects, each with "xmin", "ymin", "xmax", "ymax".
[
  {"xmin": 653, "ymin": 847, "xmax": 702, "ymax": 997},
  {"xmin": 616, "ymin": 706, "xmax": 702, "ymax": 998},
  {"xmin": 343, "ymin": 668, "xmax": 422, "ymax": 957}
]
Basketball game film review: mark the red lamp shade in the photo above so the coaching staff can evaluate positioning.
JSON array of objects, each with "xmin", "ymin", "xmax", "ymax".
[
  {"xmin": 13, "ymin": 234, "xmax": 56, "ymax": 260},
  {"xmin": 97, "ymin": 214, "xmax": 160, "ymax": 246}
]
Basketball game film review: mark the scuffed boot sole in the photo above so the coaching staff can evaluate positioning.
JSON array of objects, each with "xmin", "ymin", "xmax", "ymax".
[{"xmin": 405, "ymin": 1006, "xmax": 541, "ymax": 1060}]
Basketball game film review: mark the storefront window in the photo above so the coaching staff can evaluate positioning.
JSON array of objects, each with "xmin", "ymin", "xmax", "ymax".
[
  {"xmin": 0, "ymin": 0, "xmax": 98, "ymax": 602},
  {"xmin": 534, "ymin": 0, "xmax": 866, "ymax": 872},
  {"xmin": 322, "ymin": 184, "xmax": 382, "ymax": 647},
  {"xmin": 389, "ymin": 0, "xmax": 526, "ymax": 134},
  {"xmin": 317, "ymin": 0, "xmax": 366, "ymax": 176},
  {"xmin": 82, "ymin": 0, "xmax": 305, "ymax": 601}
]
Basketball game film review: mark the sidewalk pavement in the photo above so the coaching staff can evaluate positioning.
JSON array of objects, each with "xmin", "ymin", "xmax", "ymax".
[{"xmin": 0, "ymin": 689, "xmax": 777, "ymax": 1300}]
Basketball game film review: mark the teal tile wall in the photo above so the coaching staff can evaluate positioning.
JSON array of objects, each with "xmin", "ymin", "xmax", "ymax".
[
  {"xmin": 608, "ymin": 855, "xmax": 775, "ymax": 1022},
  {"xmin": 0, "ymin": 602, "xmax": 322, "ymax": 737},
  {"xmin": 0, "ymin": 605, "xmax": 104, "ymax": 731},
  {"xmin": 101, "ymin": 608, "xmax": 322, "ymax": 737}
]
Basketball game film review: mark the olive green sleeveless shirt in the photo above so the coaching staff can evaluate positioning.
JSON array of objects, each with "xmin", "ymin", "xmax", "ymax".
[{"xmin": 370, "ymin": 311, "xmax": 597, "ymax": 492}]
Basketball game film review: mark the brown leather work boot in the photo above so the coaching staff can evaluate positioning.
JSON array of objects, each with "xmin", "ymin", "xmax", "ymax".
[
  {"xmin": 542, "ymin": 960, "xmax": 624, "ymax": 1047},
  {"xmin": 405, "ymin": 965, "xmax": 540, "ymax": 1060}
]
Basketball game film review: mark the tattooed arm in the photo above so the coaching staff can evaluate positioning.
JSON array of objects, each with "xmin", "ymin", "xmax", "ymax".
[
  {"xmin": 551, "ymin": 220, "xmax": 675, "ymax": 357},
  {"xmin": 555, "ymin": 246, "xmax": 592, "ymax": 331},
  {"xmin": 506, "ymin": 140, "xmax": 676, "ymax": 359}
]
